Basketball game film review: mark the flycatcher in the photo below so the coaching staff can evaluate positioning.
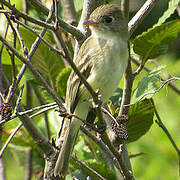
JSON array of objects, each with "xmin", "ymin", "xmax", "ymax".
[{"xmin": 54, "ymin": 4, "xmax": 129, "ymax": 177}]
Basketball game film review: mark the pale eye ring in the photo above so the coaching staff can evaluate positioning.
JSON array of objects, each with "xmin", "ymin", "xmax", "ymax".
[{"xmin": 103, "ymin": 16, "xmax": 114, "ymax": 23}]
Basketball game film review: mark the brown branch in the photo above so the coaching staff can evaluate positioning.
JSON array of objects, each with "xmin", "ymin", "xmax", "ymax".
[
  {"xmin": 128, "ymin": 0, "xmax": 158, "ymax": 36},
  {"xmin": 0, "ymin": 0, "xmax": 56, "ymax": 30},
  {"xmin": 4, "ymin": 2, "xmax": 57, "ymax": 106},
  {"xmin": 80, "ymin": 126, "xmax": 122, "ymax": 172},
  {"xmin": 14, "ymin": 19, "xmax": 65, "ymax": 57},
  {"xmin": 121, "ymin": 0, "xmax": 129, "ymax": 18},
  {"xmin": 73, "ymin": 0, "xmax": 104, "ymax": 60},
  {"xmin": 119, "ymin": 57, "xmax": 133, "ymax": 115},
  {"xmin": 27, "ymin": 0, "xmax": 85, "ymax": 41},
  {"xmin": 0, "ymin": 122, "xmax": 23, "ymax": 158},
  {"xmin": 25, "ymin": 149, "xmax": 32, "ymax": 180}
]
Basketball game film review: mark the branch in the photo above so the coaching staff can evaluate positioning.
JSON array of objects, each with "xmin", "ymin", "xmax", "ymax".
[
  {"xmin": 28, "ymin": 0, "xmax": 85, "ymax": 41},
  {"xmin": 0, "ymin": 0, "xmax": 56, "ymax": 30},
  {"xmin": 121, "ymin": 0, "xmax": 129, "ymax": 18},
  {"xmin": 12, "ymin": 102, "xmax": 57, "ymax": 120},
  {"xmin": 119, "ymin": 57, "xmax": 133, "ymax": 115},
  {"xmin": 0, "ymin": 122, "xmax": 23, "ymax": 158},
  {"xmin": 1, "ymin": 0, "xmax": 84, "ymax": 41},
  {"xmin": 3, "ymin": 2, "xmax": 59, "ymax": 109},
  {"xmin": 80, "ymin": 126, "xmax": 121, "ymax": 172},
  {"xmin": 25, "ymin": 149, "xmax": 32, "ymax": 180},
  {"xmin": 73, "ymin": 0, "xmax": 104, "ymax": 59},
  {"xmin": 128, "ymin": 0, "xmax": 158, "ymax": 36},
  {"xmin": 125, "ymin": 76, "xmax": 180, "ymax": 107}
]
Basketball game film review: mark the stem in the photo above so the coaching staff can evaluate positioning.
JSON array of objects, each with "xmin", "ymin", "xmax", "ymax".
[{"xmin": 128, "ymin": 0, "xmax": 158, "ymax": 36}]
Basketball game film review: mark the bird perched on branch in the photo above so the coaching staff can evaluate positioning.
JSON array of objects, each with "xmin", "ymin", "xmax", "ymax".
[{"xmin": 54, "ymin": 4, "xmax": 129, "ymax": 177}]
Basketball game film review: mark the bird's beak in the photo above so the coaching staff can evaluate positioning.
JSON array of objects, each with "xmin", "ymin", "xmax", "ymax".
[{"xmin": 83, "ymin": 20, "xmax": 99, "ymax": 26}]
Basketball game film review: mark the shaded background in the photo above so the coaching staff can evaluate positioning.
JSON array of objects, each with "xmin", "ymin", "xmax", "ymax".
[{"xmin": 1, "ymin": 0, "xmax": 180, "ymax": 179}]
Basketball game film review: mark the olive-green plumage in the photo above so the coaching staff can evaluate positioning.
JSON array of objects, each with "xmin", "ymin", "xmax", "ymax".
[{"xmin": 54, "ymin": 4, "xmax": 129, "ymax": 177}]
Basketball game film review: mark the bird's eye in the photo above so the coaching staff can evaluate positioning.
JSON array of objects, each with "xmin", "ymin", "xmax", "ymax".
[{"xmin": 103, "ymin": 16, "xmax": 113, "ymax": 23}]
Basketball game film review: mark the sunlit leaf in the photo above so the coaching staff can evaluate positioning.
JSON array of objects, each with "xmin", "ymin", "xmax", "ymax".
[
  {"xmin": 155, "ymin": 0, "xmax": 179, "ymax": 27},
  {"xmin": 127, "ymin": 99, "xmax": 154, "ymax": 143},
  {"xmin": 132, "ymin": 66, "xmax": 165, "ymax": 103},
  {"xmin": 133, "ymin": 20, "xmax": 180, "ymax": 60},
  {"xmin": 56, "ymin": 67, "xmax": 72, "ymax": 97}
]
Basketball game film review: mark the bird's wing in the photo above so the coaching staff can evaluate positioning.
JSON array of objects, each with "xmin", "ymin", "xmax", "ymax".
[{"xmin": 65, "ymin": 36, "xmax": 98, "ymax": 113}]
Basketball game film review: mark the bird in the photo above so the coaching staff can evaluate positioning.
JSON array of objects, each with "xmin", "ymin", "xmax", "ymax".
[{"xmin": 54, "ymin": 4, "xmax": 129, "ymax": 177}]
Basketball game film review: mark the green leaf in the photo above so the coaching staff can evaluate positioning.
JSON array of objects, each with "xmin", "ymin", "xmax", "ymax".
[
  {"xmin": 56, "ymin": 67, "xmax": 72, "ymax": 97},
  {"xmin": 87, "ymin": 162, "xmax": 116, "ymax": 179},
  {"xmin": 0, "ymin": 40, "xmax": 23, "ymax": 65},
  {"xmin": 155, "ymin": 0, "xmax": 179, "ymax": 27},
  {"xmin": 19, "ymin": 27, "xmax": 65, "ymax": 88},
  {"xmin": 24, "ymin": 69, "xmax": 55, "ymax": 102},
  {"xmin": 70, "ymin": 159, "xmax": 115, "ymax": 180},
  {"xmin": 127, "ymin": 99, "xmax": 154, "ymax": 143},
  {"xmin": 132, "ymin": 66, "xmax": 164, "ymax": 103},
  {"xmin": 133, "ymin": 20, "xmax": 180, "ymax": 60},
  {"xmin": 2, "ymin": 127, "xmax": 36, "ymax": 147}
]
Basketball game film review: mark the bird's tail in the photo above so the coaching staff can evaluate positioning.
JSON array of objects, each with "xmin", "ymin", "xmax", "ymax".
[{"xmin": 54, "ymin": 117, "xmax": 81, "ymax": 177}]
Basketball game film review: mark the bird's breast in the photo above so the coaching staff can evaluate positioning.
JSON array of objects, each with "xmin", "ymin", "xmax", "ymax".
[{"xmin": 87, "ymin": 38, "xmax": 128, "ymax": 102}]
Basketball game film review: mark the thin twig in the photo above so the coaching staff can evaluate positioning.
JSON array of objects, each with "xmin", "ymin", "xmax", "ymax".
[
  {"xmin": 0, "ymin": 121, "xmax": 23, "ymax": 158},
  {"xmin": 132, "ymin": 58, "xmax": 180, "ymax": 95},
  {"xmin": 14, "ymin": 19, "xmax": 65, "ymax": 57},
  {"xmin": 13, "ymin": 22, "xmax": 26, "ymax": 50},
  {"xmin": 125, "ymin": 77, "xmax": 180, "ymax": 106},
  {"xmin": 71, "ymin": 154, "xmax": 106, "ymax": 180},
  {"xmin": 54, "ymin": 0, "xmax": 58, "ymax": 29},
  {"xmin": 0, "ymin": 103, "xmax": 58, "ymax": 125},
  {"xmin": 18, "ymin": 103, "xmax": 57, "ymax": 117},
  {"xmin": 0, "ymin": 33, "xmax": 64, "ymax": 109},
  {"xmin": 13, "ymin": 85, "xmax": 24, "ymax": 116},
  {"xmin": 4, "ymin": 2, "xmax": 59, "ymax": 107},
  {"xmin": 0, "ymin": 0, "xmax": 56, "ymax": 30},
  {"xmin": 0, "ymin": 104, "xmax": 56, "ymax": 158},
  {"xmin": 151, "ymin": 99, "xmax": 180, "ymax": 157},
  {"xmin": 2, "ymin": 58, "xmax": 56, "ymax": 161},
  {"xmin": 133, "ymin": 62, "xmax": 144, "ymax": 77},
  {"xmin": 129, "ymin": 152, "xmax": 145, "ymax": 159},
  {"xmin": 25, "ymin": 0, "xmax": 85, "ymax": 40},
  {"xmin": 0, "ymin": 9, "xmax": 11, "ymax": 13}
]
